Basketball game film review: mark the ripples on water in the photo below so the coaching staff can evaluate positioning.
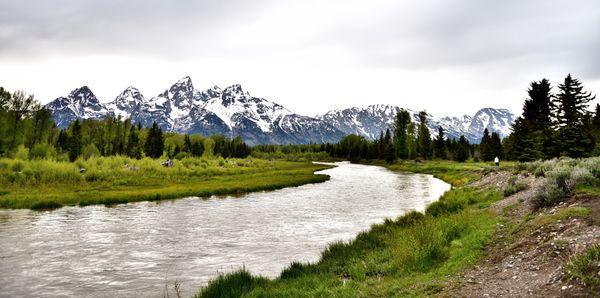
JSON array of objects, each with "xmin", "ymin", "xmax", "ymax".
[{"xmin": 0, "ymin": 162, "xmax": 450, "ymax": 297}]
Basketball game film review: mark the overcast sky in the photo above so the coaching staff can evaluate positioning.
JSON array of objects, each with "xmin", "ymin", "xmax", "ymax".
[{"xmin": 1, "ymin": 0, "xmax": 599, "ymax": 116}]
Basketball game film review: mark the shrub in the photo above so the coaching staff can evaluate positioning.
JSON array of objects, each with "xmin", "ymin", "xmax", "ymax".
[
  {"xmin": 532, "ymin": 180, "xmax": 567, "ymax": 209},
  {"xmin": 13, "ymin": 145, "xmax": 29, "ymax": 160},
  {"xmin": 503, "ymin": 182, "xmax": 527, "ymax": 197},
  {"xmin": 565, "ymin": 244, "xmax": 600, "ymax": 292},
  {"xmin": 29, "ymin": 143, "xmax": 57, "ymax": 160},
  {"xmin": 82, "ymin": 144, "xmax": 101, "ymax": 160}
]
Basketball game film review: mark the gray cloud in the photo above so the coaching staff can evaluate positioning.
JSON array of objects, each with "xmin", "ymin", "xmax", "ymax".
[{"xmin": 1, "ymin": 0, "xmax": 599, "ymax": 115}]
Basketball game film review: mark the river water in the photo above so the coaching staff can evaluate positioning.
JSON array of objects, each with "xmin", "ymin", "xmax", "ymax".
[{"xmin": 0, "ymin": 162, "xmax": 450, "ymax": 297}]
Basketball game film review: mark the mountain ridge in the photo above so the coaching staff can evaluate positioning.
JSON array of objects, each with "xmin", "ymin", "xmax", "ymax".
[{"xmin": 46, "ymin": 77, "xmax": 515, "ymax": 144}]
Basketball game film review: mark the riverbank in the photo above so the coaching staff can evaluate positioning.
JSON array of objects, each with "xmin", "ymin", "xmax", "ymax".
[
  {"xmin": 196, "ymin": 158, "xmax": 600, "ymax": 297},
  {"xmin": 0, "ymin": 157, "xmax": 332, "ymax": 210}
]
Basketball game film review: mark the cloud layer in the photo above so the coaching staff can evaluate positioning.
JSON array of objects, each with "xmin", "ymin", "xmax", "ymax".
[{"xmin": 1, "ymin": 0, "xmax": 599, "ymax": 116}]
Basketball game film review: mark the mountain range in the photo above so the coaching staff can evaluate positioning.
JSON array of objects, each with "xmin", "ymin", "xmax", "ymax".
[{"xmin": 46, "ymin": 76, "xmax": 515, "ymax": 144}]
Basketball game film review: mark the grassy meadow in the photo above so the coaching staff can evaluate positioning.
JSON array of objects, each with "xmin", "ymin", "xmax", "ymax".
[
  {"xmin": 0, "ymin": 156, "xmax": 332, "ymax": 209},
  {"xmin": 196, "ymin": 161, "xmax": 505, "ymax": 297},
  {"xmin": 196, "ymin": 157, "xmax": 600, "ymax": 296}
]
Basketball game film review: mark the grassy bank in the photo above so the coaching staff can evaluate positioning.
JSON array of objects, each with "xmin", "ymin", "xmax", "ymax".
[
  {"xmin": 0, "ymin": 156, "xmax": 331, "ymax": 209},
  {"xmin": 386, "ymin": 160, "xmax": 515, "ymax": 186},
  {"xmin": 196, "ymin": 161, "xmax": 504, "ymax": 297}
]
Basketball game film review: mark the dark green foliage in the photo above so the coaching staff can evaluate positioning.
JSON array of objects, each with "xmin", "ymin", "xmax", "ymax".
[
  {"xmin": 416, "ymin": 111, "xmax": 431, "ymax": 159},
  {"xmin": 454, "ymin": 136, "xmax": 469, "ymax": 162},
  {"xmin": 194, "ymin": 269, "xmax": 269, "ymax": 298},
  {"xmin": 30, "ymin": 200, "xmax": 63, "ymax": 210},
  {"xmin": 125, "ymin": 125, "xmax": 142, "ymax": 159},
  {"xmin": 393, "ymin": 109, "xmax": 412, "ymax": 159},
  {"xmin": 503, "ymin": 75, "xmax": 598, "ymax": 160},
  {"xmin": 56, "ymin": 129, "xmax": 69, "ymax": 152},
  {"xmin": 433, "ymin": 126, "xmax": 447, "ymax": 159},
  {"xmin": 479, "ymin": 129, "xmax": 493, "ymax": 161},
  {"xmin": 144, "ymin": 121, "xmax": 164, "ymax": 158},
  {"xmin": 553, "ymin": 74, "xmax": 595, "ymax": 158},
  {"xmin": 68, "ymin": 120, "xmax": 82, "ymax": 162}
]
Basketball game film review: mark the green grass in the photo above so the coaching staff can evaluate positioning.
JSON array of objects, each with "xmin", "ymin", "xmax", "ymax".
[
  {"xmin": 386, "ymin": 160, "xmax": 515, "ymax": 187},
  {"xmin": 565, "ymin": 244, "xmax": 600, "ymax": 292},
  {"xmin": 0, "ymin": 156, "xmax": 332, "ymax": 209},
  {"xmin": 196, "ymin": 169, "xmax": 503, "ymax": 297}
]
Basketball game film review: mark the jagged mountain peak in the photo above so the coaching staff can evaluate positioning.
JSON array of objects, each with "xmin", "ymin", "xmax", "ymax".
[
  {"xmin": 45, "ymin": 77, "xmax": 515, "ymax": 145},
  {"xmin": 318, "ymin": 106, "xmax": 515, "ymax": 143},
  {"xmin": 67, "ymin": 86, "xmax": 99, "ymax": 105}
]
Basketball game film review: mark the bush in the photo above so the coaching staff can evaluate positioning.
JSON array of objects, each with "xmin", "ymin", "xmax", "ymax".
[
  {"xmin": 532, "ymin": 180, "xmax": 567, "ymax": 209},
  {"xmin": 82, "ymin": 144, "xmax": 101, "ymax": 160},
  {"xmin": 29, "ymin": 143, "xmax": 57, "ymax": 160},
  {"xmin": 13, "ymin": 145, "xmax": 29, "ymax": 160}
]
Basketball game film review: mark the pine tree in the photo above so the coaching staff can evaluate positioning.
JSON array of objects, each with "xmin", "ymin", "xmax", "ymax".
[
  {"xmin": 56, "ymin": 129, "xmax": 69, "ymax": 152},
  {"xmin": 183, "ymin": 135, "xmax": 192, "ymax": 153},
  {"xmin": 393, "ymin": 109, "xmax": 411, "ymax": 159},
  {"xmin": 69, "ymin": 120, "xmax": 82, "ymax": 162},
  {"xmin": 433, "ymin": 126, "xmax": 446, "ymax": 159},
  {"xmin": 480, "ymin": 128, "xmax": 493, "ymax": 161},
  {"xmin": 126, "ymin": 125, "xmax": 142, "ymax": 159},
  {"xmin": 144, "ymin": 121, "xmax": 164, "ymax": 158},
  {"xmin": 553, "ymin": 74, "xmax": 596, "ymax": 157},
  {"xmin": 490, "ymin": 132, "xmax": 502, "ymax": 159},
  {"xmin": 455, "ymin": 135, "xmax": 469, "ymax": 162},
  {"xmin": 593, "ymin": 104, "xmax": 600, "ymax": 131},
  {"xmin": 416, "ymin": 111, "xmax": 431, "ymax": 159}
]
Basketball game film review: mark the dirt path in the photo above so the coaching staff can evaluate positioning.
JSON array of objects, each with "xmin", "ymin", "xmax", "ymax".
[{"xmin": 445, "ymin": 171, "xmax": 600, "ymax": 297}]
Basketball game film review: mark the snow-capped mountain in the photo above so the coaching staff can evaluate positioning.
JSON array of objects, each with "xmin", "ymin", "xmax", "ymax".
[
  {"xmin": 46, "ymin": 77, "xmax": 515, "ymax": 145},
  {"xmin": 46, "ymin": 77, "xmax": 345, "ymax": 145},
  {"xmin": 46, "ymin": 86, "xmax": 110, "ymax": 128},
  {"xmin": 317, "ymin": 105, "xmax": 515, "ymax": 144}
]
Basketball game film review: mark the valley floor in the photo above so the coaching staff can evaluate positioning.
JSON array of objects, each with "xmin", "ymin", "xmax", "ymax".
[
  {"xmin": 196, "ymin": 159, "xmax": 600, "ymax": 297},
  {"xmin": 0, "ymin": 157, "xmax": 331, "ymax": 210}
]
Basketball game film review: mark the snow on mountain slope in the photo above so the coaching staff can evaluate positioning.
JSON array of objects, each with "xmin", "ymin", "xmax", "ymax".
[
  {"xmin": 46, "ymin": 77, "xmax": 342, "ymax": 145},
  {"xmin": 46, "ymin": 86, "xmax": 109, "ymax": 128},
  {"xmin": 45, "ymin": 77, "xmax": 515, "ymax": 145},
  {"xmin": 317, "ymin": 105, "xmax": 515, "ymax": 144}
]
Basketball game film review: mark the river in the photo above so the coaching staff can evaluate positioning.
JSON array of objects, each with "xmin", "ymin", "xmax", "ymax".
[{"xmin": 0, "ymin": 162, "xmax": 450, "ymax": 297}]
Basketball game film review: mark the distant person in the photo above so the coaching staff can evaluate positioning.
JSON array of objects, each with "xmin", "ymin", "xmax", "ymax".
[{"xmin": 494, "ymin": 156, "xmax": 500, "ymax": 167}]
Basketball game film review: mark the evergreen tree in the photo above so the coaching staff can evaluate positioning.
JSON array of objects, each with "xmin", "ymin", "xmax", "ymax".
[
  {"xmin": 144, "ymin": 121, "xmax": 164, "ymax": 158},
  {"xmin": 190, "ymin": 140, "xmax": 204, "ymax": 157},
  {"xmin": 56, "ymin": 129, "xmax": 69, "ymax": 153},
  {"xmin": 480, "ymin": 128, "xmax": 493, "ymax": 161},
  {"xmin": 455, "ymin": 135, "xmax": 469, "ymax": 162},
  {"xmin": 593, "ymin": 104, "xmax": 600, "ymax": 130},
  {"xmin": 393, "ymin": 109, "xmax": 411, "ymax": 159},
  {"xmin": 553, "ymin": 74, "xmax": 596, "ymax": 157},
  {"xmin": 433, "ymin": 126, "xmax": 446, "ymax": 159},
  {"xmin": 183, "ymin": 135, "xmax": 192, "ymax": 153},
  {"xmin": 416, "ymin": 111, "xmax": 431, "ymax": 159},
  {"xmin": 490, "ymin": 132, "xmax": 502, "ymax": 159},
  {"xmin": 69, "ymin": 120, "xmax": 82, "ymax": 162},
  {"xmin": 406, "ymin": 121, "xmax": 417, "ymax": 159},
  {"xmin": 126, "ymin": 125, "xmax": 142, "ymax": 159}
]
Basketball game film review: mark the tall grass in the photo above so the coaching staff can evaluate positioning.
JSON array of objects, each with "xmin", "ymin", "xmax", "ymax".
[
  {"xmin": 0, "ymin": 156, "xmax": 332, "ymax": 209},
  {"xmin": 196, "ymin": 185, "xmax": 502, "ymax": 297}
]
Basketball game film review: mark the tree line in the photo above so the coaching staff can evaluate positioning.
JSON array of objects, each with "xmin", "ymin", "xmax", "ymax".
[
  {"xmin": 253, "ymin": 75, "xmax": 599, "ymax": 163},
  {"xmin": 0, "ymin": 86, "xmax": 251, "ymax": 161},
  {"xmin": 503, "ymin": 74, "xmax": 599, "ymax": 161}
]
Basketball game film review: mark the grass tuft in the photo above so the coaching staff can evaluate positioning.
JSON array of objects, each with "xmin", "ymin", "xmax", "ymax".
[{"xmin": 565, "ymin": 244, "xmax": 600, "ymax": 292}]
